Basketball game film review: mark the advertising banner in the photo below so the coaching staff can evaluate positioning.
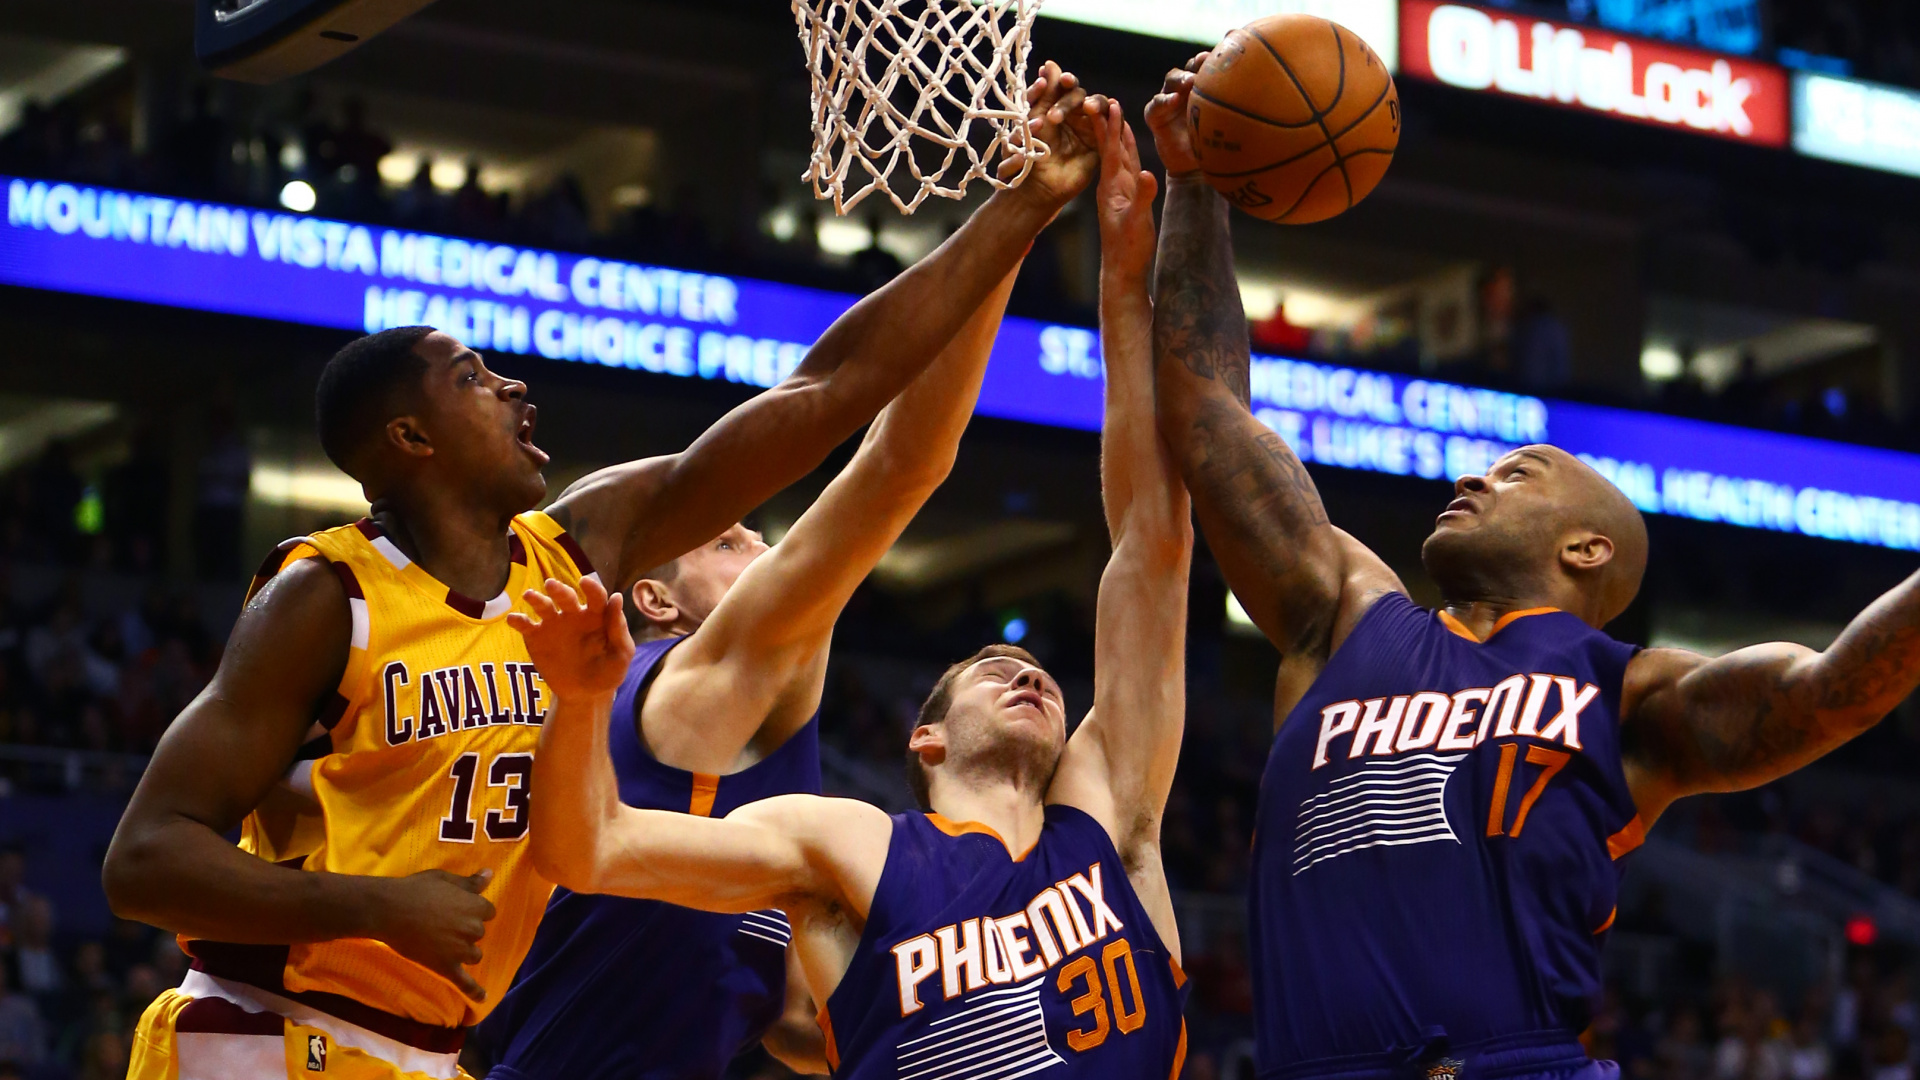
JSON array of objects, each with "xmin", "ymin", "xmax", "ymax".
[
  {"xmin": 1793, "ymin": 72, "xmax": 1920, "ymax": 179},
  {"xmin": 1400, "ymin": 0, "xmax": 1789, "ymax": 146},
  {"xmin": 7, "ymin": 176, "xmax": 1920, "ymax": 551}
]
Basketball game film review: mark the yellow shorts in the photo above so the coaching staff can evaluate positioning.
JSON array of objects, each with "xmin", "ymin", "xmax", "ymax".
[{"xmin": 129, "ymin": 972, "xmax": 472, "ymax": 1080}]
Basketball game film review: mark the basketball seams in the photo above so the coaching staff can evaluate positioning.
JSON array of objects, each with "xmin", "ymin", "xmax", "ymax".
[
  {"xmin": 1330, "ymin": 74, "xmax": 1395, "ymax": 147},
  {"xmin": 1273, "ymin": 160, "xmax": 1348, "ymax": 223},
  {"xmin": 1247, "ymin": 22, "xmax": 1354, "ymax": 209},
  {"xmin": 1203, "ymin": 141, "xmax": 1338, "ymax": 179},
  {"xmin": 1191, "ymin": 87, "xmax": 1325, "ymax": 131}
]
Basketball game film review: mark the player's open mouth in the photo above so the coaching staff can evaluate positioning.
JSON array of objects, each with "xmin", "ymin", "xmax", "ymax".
[
  {"xmin": 516, "ymin": 409, "xmax": 549, "ymax": 465},
  {"xmin": 1440, "ymin": 497, "xmax": 1477, "ymax": 519},
  {"xmin": 1007, "ymin": 689, "xmax": 1047, "ymax": 714}
]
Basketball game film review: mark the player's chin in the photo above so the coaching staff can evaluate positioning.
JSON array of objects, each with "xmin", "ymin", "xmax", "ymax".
[{"xmin": 511, "ymin": 467, "xmax": 549, "ymax": 509}]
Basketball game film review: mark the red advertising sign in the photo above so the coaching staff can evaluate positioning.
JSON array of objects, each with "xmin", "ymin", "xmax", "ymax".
[{"xmin": 1400, "ymin": 0, "xmax": 1789, "ymax": 146}]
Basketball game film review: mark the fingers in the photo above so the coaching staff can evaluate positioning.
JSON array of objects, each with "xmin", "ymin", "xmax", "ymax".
[
  {"xmin": 1136, "ymin": 169, "xmax": 1160, "ymax": 206},
  {"xmin": 1185, "ymin": 51, "xmax": 1209, "ymax": 73},
  {"xmin": 578, "ymin": 573, "xmax": 610, "ymax": 611},
  {"xmin": 602, "ymin": 591, "xmax": 634, "ymax": 652},
  {"xmin": 465, "ymin": 868, "xmax": 494, "ymax": 892},
  {"xmin": 1048, "ymin": 86, "xmax": 1089, "ymax": 126},
  {"xmin": 1120, "ymin": 116, "xmax": 1146, "ymax": 175},
  {"xmin": 451, "ymin": 964, "xmax": 487, "ymax": 1003},
  {"xmin": 543, "ymin": 577, "xmax": 583, "ymax": 616},
  {"xmin": 521, "ymin": 586, "xmax": 557, "ymax": 623}
]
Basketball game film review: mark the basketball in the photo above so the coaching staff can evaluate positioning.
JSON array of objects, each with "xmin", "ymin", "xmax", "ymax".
[{"xmin": 1189, "ymin": 14, "xmax": 1400, "ymax": 224}]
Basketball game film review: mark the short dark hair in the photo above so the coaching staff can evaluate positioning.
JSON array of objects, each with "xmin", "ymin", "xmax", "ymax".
[
  {"xmin": 315, "ymin": 326, "xmax": 436, "ymax": 478},
  {"xmin": 905, "ymin": 643, "xmax": 1043, "ymax": 810}
]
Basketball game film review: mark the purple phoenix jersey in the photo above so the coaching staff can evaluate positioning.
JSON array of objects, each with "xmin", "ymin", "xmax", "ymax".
[
  {"xmin": 1251, "ymin": 594, "xmax": 1641, "ymax": 1080},
  {"xmin": 479, "ymin": 635, "xmax": 821, "ymax": 1080},
  {"xmin": 822, "ymin": 805, "xmax": 1190, "ymax": 1080}
]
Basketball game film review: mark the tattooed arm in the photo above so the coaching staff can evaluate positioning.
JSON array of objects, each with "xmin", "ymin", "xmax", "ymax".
[
  {"xmin": 1143, "ymin": 61, "xmax": 1401, "ymax": 679},
  {"xmin": 1623, "ymin": 569, "xmax": 1920, "ymax": 823}
]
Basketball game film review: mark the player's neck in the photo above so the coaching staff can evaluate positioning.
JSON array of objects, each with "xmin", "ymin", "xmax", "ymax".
[
  {"xmin": 367, "ymin": 491, "xmax": 519, "ymax": 601},
  {"xmin": 930, "ymin": 782, "xmax": 1046, "ymax": 859},
  {"xmin": 1440, "ymin": 587, "xmax": 1593, "ymax": 639}
]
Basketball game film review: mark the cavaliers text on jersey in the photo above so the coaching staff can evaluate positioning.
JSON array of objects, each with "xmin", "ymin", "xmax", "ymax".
[{"xmin": 1250, "ymin": 594, "xmax": 1642, "ymax": 1079}]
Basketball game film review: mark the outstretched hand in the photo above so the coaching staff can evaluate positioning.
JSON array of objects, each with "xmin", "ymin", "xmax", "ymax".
[
  {"xmin": 1144, "ymin": 53, "xmax": 1208, "ymax": 177},
  {"xmin": 1091, "ymin": 99, "xmax": 1159, "ymax": 280},
  {"xmin": 1008, "ymin": 60, "xmax": 1109, "ymax": 209},
  {"xmin": 508, "ymin": 576, "xmax": 635, "ymax": 700}
]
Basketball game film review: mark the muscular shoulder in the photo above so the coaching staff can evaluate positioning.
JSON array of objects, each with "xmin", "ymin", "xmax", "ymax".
[
  {"xmin": 219, "ymin": 557, "xmax": 351, "ymax": 698},
  {"xmin": 1621, "ymin": 647, "xmax": 1709, "ymax": 719}
]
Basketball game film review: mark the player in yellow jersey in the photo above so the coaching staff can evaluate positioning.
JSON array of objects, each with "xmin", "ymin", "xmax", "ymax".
[{"xmin": 102, "ymin": 65, "xmax": 1103, "ymax": 1080}]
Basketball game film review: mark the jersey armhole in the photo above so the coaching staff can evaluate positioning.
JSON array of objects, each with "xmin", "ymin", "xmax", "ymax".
[
  {"xmin": 251, "ymin": 537, "xmax": 374, "ymax": 732},
  {"xmin": 626, "ymin": 636, "xmax": 693, "ymax": 771},
  {"xmin": 1325, "ymin": 591, "xmax": 1419, "ymax": 668},
  {"xmin": 516, "ymin": 510, "xmax": 599, "ymax": 584}
]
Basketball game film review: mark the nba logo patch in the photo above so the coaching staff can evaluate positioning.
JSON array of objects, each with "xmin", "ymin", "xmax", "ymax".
[
  {"xmin": 1425, "ymin": 1058, "xmax": 1464, "ymax": 1079},
  {"xmin": 306, "ymin": 1033, "xmax": 328, "ymax": 1071}
]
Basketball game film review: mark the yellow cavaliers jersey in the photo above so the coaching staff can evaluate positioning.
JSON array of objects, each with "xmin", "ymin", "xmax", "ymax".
[{"xmin": 190, "ymin": 511, "xmax": 594, "ymax": 1039}]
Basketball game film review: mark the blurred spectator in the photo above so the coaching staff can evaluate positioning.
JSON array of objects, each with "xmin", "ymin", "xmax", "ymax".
[
  {"xmin": 0, "ymin": 963, "xmax": 46, "ymax": 1068},
  {"xmin": 393, "ymin": 157, "xmax": 447, "ymax": 231},
  {"xmin": 331, "ymin": 98, "xmax": 392, "ymax": 219},
  {"xmin": 72, "ymin": 1030, "xmax": 127, "ymax": 1080},
  {"xmin": 192, "ymin": 407, "xmax": 250, "ymax": 581},
  {"xmin": 1511, "ymin": 297, "xmax": 1573, "ymax": 391},
  {"xmin": 13, "ymin": 897, "xmax": 61, "ymax": 996},
  {"xmin": 102, "ymin": 426, "xmax": 172, "ymax": 576},
  {"xmin": 1656, "ymin": 1005, "xmax": 1712, "ymax": 1080},
  {"xmin": 1871, "ymin": 1024, "xmax": 1912, "ymax": 1080},
  {"xmin": 1788, "ymin": 1008, "xmax": 1832, "ymax": 1080},
  {"xmin": 0, "ymin": 849, "xmax": 33, "ymax": 941}
]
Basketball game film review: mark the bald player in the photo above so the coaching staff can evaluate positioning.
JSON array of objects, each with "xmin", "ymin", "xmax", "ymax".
[{"xmin": 1143, "ymin": 58, "xmax": 1920, "ymax": 1080}]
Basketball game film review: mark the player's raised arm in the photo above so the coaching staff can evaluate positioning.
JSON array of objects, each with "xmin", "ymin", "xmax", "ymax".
[
  {"xmin": 1046, "ymin": 103, "xmax": 1190, "ymax": 957},
  {"xmin": 102, "ymin": 562, "xmax": 499, "ymax": 1001},
  {"xmin": 1623, "ymin": 568, "xmax": 1920, "ymax": 822},
  {"xmin": 515, "ymin": 578, "xmax": 891, "ymax": 913},
  {"xmin": 643, "ymin": 264, "xmax": 1024, "ymax": 771},
  {"xmin": 546, "ymin": 66, "xmax": 1104, "ymax": 593},
  {"xmin": 1142, "ymin": 61, "xmax": 1396, "ymax": 673}
]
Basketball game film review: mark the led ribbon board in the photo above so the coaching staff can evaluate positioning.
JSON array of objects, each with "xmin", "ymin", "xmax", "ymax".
[
  {"xmin": 5, "ymin": 175, "xmax": 1920, "ymax": 551},
  {"xmin": 1793, "ymin": 72, "xmax": 1920, "ymax": 179},
  {"xmin": 1400, "ymin": 0, "xmax": 1788, "ymax": 146},
  {"xmin": 1039, "ymin": 0, "xmax": 1399, "ymax": 70}
]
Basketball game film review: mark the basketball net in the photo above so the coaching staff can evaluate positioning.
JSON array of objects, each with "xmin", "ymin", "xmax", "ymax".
[{"xmin": 792, "ymin": 0, "xmax": 1046, "ymax": 215}]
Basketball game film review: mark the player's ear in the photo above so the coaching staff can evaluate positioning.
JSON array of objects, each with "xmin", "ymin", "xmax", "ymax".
[
  {"xmin": 630, "ymin": 580, "xmax": 677, "ymax": 628},
  {"xmin": 1560, "ymin": 532, "xmax": 1615, "ymax": 574},
  {"xmin": 386, "ymin": 415, "xmax": 432, "ymax": 459},
  {"xmin": 907, "ymin": 724, "xmax": 947, "ymax": 767}
]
